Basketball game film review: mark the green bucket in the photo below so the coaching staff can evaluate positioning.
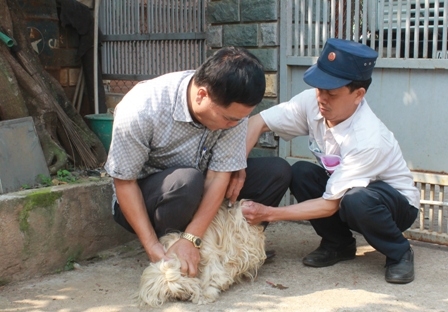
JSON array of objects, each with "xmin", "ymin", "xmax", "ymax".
[{"xmin": 84, "ymin": 113, "xmax": 114, "ymax": 153}]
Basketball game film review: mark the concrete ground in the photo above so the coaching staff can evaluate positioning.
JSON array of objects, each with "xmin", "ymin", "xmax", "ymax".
[{"xmin": 1, "ymin": 221, "xmax": 447, "ymax": 312}]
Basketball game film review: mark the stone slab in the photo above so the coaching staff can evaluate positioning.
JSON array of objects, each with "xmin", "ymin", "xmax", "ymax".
[{"xmin": 0, "ymin": 117, "xmax": 50, "ymax": 194}]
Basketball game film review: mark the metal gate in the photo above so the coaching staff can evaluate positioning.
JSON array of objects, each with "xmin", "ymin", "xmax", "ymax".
[
  {"xmin": 279, "ymin": 0, "xmax": 448, "ymax": 244},
  {"xmin": 99, "ymin": 0, "xmax": 206, "ymax": 82}
]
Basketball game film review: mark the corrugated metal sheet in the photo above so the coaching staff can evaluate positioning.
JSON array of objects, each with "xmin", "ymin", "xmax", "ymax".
[{"xmin": 99, "ymin": 0, "xmax": 206, "ymax": 81}]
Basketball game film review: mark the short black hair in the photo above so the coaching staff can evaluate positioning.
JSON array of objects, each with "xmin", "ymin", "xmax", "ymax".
[
  {"xmin": 192, "ymin": 47, "xmax": 266, "ymax": 108},
  {"xmin": 346, "ymin": 78, "xmax": 372, "ymax": 92}
]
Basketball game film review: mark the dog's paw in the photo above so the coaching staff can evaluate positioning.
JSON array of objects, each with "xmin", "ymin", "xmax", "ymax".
[
  {"xmin": 191, "ymin": 286, "xmax": 220, "ymax": 305},
  {"xmin": 192, "ymin": 295, "xmax": 217, "ymax": 305}
]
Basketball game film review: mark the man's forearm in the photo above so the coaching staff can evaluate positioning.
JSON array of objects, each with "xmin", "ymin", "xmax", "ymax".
[
  {"xmin": 243, "ymin": 197, "xmax": 341, "ymax": 225},
  {"xmin": 184, "ymin": 171, "xmax": 231, "ymax": 238},
  {"xmin": 114, "ymin": 178, "xmax": 160, "ymax": 260},
  {"xmin": 267, "ymin": 197, "xmax": 341, "ymax": 222},
  {"xmin": 246, "ymin": 114, "xmax": 270, "ymax": 157}
]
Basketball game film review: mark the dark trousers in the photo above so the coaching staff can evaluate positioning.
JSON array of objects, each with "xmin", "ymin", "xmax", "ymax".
[
  {"xmin": 114, "ymin": 157, "xmax": 292, "ymax": 238},
  {"xmin": 290, "ymin": 161, "xmax": 418, "ymax": 264}
]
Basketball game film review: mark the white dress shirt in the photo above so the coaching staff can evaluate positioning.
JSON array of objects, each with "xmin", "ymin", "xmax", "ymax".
[{"xmin": 260, "ymin": 88, "xmax": 420, "ymax": 208}]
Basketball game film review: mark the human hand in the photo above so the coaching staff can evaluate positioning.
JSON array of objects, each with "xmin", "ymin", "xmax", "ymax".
[
  {"xmin": 146, "ymin": 241, "xmax": 169, "ymax": 263},
  {"xmin": 226, "ymin": 169, "xmax": 246, "ymax": 205},
  {"xmin": 166, "ymin": 238, "xmax": 201, "ymax": 277},
  {"xmin": 241, "ymin": 200, "xmax": 268, "ymax": 225}
]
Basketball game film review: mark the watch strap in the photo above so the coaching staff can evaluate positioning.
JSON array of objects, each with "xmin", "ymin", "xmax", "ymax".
[{"xmin": 180, "ymin": 232, "xmax": 202, "ymax": 248}]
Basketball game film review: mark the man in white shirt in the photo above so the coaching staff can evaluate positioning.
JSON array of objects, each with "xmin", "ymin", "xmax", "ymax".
[{"xmin": 240, "ymin": 38, "xmax": 419, "ymax": 284}]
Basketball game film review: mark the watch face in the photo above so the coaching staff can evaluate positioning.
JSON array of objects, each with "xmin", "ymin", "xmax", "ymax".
[{"xmin": 194, "ymin": 238, "xmax": 202, "ymax": 247}]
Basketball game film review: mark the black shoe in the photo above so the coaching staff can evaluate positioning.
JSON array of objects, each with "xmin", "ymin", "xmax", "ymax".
[
  {"xmin": 385, "ymin": 248, "xmax": 414, "ymax": 284},
  {"xmin": 265, "ymin": 250, "xmax": 276, "ymax": 261},
  {"xmin": 303, "ymin": 242, "xmax": 356, "ymax": 267}
]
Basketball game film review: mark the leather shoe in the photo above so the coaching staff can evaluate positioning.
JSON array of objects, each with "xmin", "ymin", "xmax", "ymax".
[
  {"xmin": 385, "ymin": 248, "xmax": 414, "ymax": 284},
  {"xmin": 303, "ymin": 242, "xmax": 356, "ymax": 267},
  {"xmin": 265, "ymin": 250, "xmax": 276, "ymax": 260}
]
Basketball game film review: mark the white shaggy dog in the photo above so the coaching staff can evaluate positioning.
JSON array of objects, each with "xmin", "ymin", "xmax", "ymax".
[{"xmin": 137, "ymin": 200, "xmax": 266, "ymax": 307}]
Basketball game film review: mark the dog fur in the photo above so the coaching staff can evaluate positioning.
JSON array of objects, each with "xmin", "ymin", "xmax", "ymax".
[{"xmin": 137, "ymin": 200, "xmax": 266, "ymax": 307}]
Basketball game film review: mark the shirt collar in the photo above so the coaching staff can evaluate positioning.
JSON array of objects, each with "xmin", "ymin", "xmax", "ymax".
[
  {"xmin": 331, "ymin": 99, "xmax": 365, "ymax": 144},
  {"xmin": 173, "ymin": 72, "xmax": 199, "ymax": 125},
  {"xmin": 314, "ymin": 98, "xmax": 366, "ymax": 145}
]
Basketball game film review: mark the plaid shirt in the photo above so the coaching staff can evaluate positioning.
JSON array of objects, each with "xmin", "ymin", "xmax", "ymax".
[{"xmin": 105, "ymin": 70, "xmax": 248, "ymax": 182}]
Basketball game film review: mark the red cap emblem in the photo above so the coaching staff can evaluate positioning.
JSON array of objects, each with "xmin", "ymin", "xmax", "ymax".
[{"xmin": 328, "ymin": 52, "xmax": 336, "ymax": 61}]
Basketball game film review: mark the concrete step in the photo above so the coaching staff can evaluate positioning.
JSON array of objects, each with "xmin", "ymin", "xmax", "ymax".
[{"xmin": 0, "ymin": 178, "xmax": 135, "ymax": 285}]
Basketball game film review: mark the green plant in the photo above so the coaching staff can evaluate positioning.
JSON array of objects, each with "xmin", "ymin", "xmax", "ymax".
[
  {"xmin": 21, "ymin": 184, "xmax": 31, "ymax": 190},
  {"xmin": 19, "ymin": 189, "xmax": 61, "ymax": 233},
  {"xmin": 56, "ymin": 169, "xmax": 77, "ymax": 183},
  {"xmin": 64, "ymin": 249, "xmax": 82, "ymax": 271},
  {"xmin": 64, "ymin": 256, "xmax": 77, "ymax": 271},
  {"xmin": 37, "ymin": 174, "xmax": 53, "ymax": 187}
]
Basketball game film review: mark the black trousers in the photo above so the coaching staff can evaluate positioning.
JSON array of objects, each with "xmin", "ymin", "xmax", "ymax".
[
  {"xmin": 290, "ymin": 161, "xmax": 418, "ymax": 264},
  {"xmin": 114, "ymin": 157, "xmax": 292, "ymax": 238}
]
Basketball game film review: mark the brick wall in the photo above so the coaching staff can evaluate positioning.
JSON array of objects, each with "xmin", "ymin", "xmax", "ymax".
[
  {"xmin": 57, "ymin": 24, "xmax": 82, "ymax": 104},
  {"xmin": 24, "ymin": 0, "xmax": 96, "ymax": 116},
  {"xmin": 206, "ymin": 0, "xmax": 280, "ymax": 157}
]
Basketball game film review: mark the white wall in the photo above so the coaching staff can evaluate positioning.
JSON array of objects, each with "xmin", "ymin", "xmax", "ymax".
[{"xmin": 281, "ymin": 66, "xmax": 448, "ymax": 174}]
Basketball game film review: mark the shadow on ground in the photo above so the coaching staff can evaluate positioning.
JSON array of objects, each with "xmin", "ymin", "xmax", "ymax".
[{"xmin": 1, "ymin": 222, "xmax": 447, "ymax": 312}]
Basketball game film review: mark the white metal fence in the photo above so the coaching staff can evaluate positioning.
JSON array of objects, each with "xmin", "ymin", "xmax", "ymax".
[
  {"xmin": 405, "ymin": 172, "xmax": 448, "ymax": 245},
  {"xmin": 280, "ymin": 0, "xmax": 448, "ymax": 246},
  {"xmin": 286, "ymin": 0, "xmax": 448, "ymax": 62},
  {"xmin": 99, "ymin": 0, "xmax": 206, "ymax": 81}
]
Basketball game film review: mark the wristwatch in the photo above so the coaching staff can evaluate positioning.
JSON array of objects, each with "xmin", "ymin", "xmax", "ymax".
[{"xmin": 180, "ymin": 232, "xmax": 203, "ymax": 249}]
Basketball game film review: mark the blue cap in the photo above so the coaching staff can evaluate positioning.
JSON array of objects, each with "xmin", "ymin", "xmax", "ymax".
[{"xmin": 303, "ymin": 38, "xmax": 378, "ymax": 90}]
